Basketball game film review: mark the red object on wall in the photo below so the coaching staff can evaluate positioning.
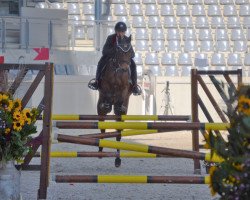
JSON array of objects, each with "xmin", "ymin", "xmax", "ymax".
[
  {"xmin": 0, "ymin": 56, "xmax": 4, "ymax": 64},
  {"xmin": 33, "ymin": 48, "xmax": 49, "ymax": 60}
]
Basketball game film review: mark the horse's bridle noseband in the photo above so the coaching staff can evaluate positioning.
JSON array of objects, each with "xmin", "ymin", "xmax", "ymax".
[{"xmin": 112, "ymin": 44, "xmax": 132, "ymax": 70}]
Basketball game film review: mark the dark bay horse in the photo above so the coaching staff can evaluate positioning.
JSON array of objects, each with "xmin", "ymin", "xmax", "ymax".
[
  {"xmin": 97, "ymin": 35, "xmax": 134, "ymax": 167},
  {"xmin": 97, "ymin": 35, "xmax": 133, "ymax": 116}
]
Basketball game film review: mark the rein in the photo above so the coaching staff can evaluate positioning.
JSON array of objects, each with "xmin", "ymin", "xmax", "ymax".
[
  {"xmin": 116, "ymin": 44, "xmax": 132, "ymax": 53},
  {"xmin": 112, "ymin": 44, "xmax": 132, "ymax": 72}
]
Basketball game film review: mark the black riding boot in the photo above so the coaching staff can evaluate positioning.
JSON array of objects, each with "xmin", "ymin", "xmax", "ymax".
[
  {"xmin": 89, "ymin": 56, "xmax": 106, "ymax": 90},
  {"xmin": 130, "ymin": 60, "xmax": 141, "ymax": 95}
]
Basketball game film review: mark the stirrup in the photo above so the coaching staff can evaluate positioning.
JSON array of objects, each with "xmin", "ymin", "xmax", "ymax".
[
  {"xmin": 88, "ymin": 78, "xmax": 98, "ymax": 90},
  {"xmin": 132, "ymin": 85, "xmax": 142, "ymax": 96}
]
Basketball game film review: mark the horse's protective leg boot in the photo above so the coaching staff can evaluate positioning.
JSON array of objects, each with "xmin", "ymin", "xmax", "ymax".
[
  {"xmin": 99, "ymin": 103, "xmax": 112, "ymax": 114},
  {"xmin": 114, "ymin": 103, "xmax": 127, "ymax": 116}
]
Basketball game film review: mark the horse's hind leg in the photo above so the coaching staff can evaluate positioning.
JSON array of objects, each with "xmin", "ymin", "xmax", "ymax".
[
  {"xmin": 97, "ymin": 104, "xmax": 104, "ymax": 157},
  {"xmin": 113, "ymin": 100, "xmax": 130, "ymax": 167},
  {"xmin": 115, "ymin": 121, "xmax": 122, "ymax": 168},
  {"xmin": 113, "ymin": 103, "xmax": 122, "ymax": 167},
  {"xmin": 98, "ymin": 118, "xmax": 105, "ymax": 155}
]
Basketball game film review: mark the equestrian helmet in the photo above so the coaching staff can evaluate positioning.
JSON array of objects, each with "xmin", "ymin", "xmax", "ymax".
[{"xmin": 114, "ymin": 22, "xmax": 127, "ymax": 32}]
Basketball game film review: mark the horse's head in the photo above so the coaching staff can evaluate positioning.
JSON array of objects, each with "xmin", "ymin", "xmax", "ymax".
[{"xmin": 114, "ymin": 35, "xmax": 133, "ymax": 70}]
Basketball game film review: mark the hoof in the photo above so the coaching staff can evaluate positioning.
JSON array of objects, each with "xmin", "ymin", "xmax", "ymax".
[
  {"xmin": 115, "ymin": 158, "xmax": 121, "ymax": 168},
  {"xmin": 98, "ymin": 147, "xmax": 103, "ymax": 152},
  {"xmin": 98, "ymin": 147, "xmax": 103, "ymax": 159}
]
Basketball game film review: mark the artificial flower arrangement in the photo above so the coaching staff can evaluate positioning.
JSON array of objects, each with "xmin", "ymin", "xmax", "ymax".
[
  {"xmin": 204, "ymin": 84, "xmax": 250, "ymax": 199},
  {"xmin": 0, "ymin": 92, "xmax": 38, "ymax": 163}
]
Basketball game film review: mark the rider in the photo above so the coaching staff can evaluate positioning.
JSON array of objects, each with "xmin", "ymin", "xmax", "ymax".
[{"xmin": 89, "ymin": 21, "xmax": 141, "ymax": 95}]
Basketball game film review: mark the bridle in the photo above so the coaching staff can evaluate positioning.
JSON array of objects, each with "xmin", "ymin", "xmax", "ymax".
[{"xmin": 112, "ymin": 43, "xmax": 132, "ymax": 71}]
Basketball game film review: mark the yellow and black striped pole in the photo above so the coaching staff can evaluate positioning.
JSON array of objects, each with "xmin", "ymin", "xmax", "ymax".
[
  {"xmin": 56, "ymin": 121, "xmax": 230, "ymax": 131},
  {"xmin": 34, "ymin": 151, "xmax": 168, "ymax": 158},
  {"xmin": 80, "ymin": 130, "xmax": 160, "ymax": 139},
  {"xmin": 56, "ymin": 134, "xmax": 224, "ymax": 163},
  {"xmin": 41, "ymin": 114, "xmax": 191, "ymax": 121},
  {"xmin": 54, "ymin": 175, "xmax": 210, "ymax": 184}
]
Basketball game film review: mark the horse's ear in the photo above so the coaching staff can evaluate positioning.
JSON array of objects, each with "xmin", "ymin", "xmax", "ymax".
[{"xmin": 128, "ymin": 35, "xmax": 132, "ymax": 43}]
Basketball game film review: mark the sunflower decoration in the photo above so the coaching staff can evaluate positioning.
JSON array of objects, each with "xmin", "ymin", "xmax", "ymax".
[
  {"xmin": 238, "ymin": 95, "xmax": 250, "ymax": 116},
  {"xmin": 4, "ymin": 128, "xmax": 11, "ymax": 135},
  {"xmin": 0, "ymin": 93, "xmax": 10, "ymax": 110},
  {"xmin": 12, "ymin": 98, "xmax": 22, "ymax": 111},
  {"xmin": 6, "ymin": 100, "xmax": 13, "ymax": 112},
  {"xmin": 13, "ymin": 110, "xmax": 22, "ymax": 121},
  {"xmin": 22, "ymin": 109, "xmax": 32, "ymax": 124},
  {"xmin": 204, "ymin": 84, "xmax": 250, "ymax": 199},
  {"xmin": 13, "ymin": 121, "xmax": 24, "ymax": 132},
  {"xmin": 0, "ymin": 92, "xmax": 39, "ymax": 162},
  {"xmin": 0, "ymin": 93, "xmax": 9, "ymax": 101}
]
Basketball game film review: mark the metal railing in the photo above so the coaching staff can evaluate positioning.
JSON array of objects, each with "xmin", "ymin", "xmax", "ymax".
[
  {"xmin": 1, "ymin": 15, "xmax": 250, "ymax": 53},
  {"xmin": 0, "ymin": 16, "xmax": 114, "ymax": 51}
]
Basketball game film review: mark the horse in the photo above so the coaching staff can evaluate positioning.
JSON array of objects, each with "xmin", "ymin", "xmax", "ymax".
[
  {"xmin": 97, "ymin": 35, "xmax": 134, "ymax": 167},
  {"xmin": 97, "ymin": 35, "xmax": 133, "ymax": 116}
]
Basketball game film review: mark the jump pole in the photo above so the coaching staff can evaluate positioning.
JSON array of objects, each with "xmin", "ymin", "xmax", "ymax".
[
  {"xmin": 79, "ymin": 130, "xmax": 158, "ymax": 139},
  {"xmin": 52, "ymin": 130, "xmax": 165, "ymax": 144},
  {"xmin": 42, "ymin": 114, "xmax": 191, "ymax": 121},
  {"xmin": 55, "ymin": 134, "xmax": 223, "ymax": 163},
  {"xmin": 53, "ymin": 175, "xmax": 210, "ymax": 184},
  {"xmin": 55, "ymin": 121, "xmax": 230, "ymax": 131},
  {"xmin": 34, "ymin": 151, "xmax": 169, "ymax": 158},
  {"xmin": 78, "ymin": 130, "xmax": 171, "ymax": 139}
]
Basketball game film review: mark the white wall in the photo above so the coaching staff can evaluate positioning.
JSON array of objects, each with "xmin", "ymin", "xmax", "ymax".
[
  {"xmin": 29, "ymin": 75, "xmax": 144, "ymax": 115},
  {"xmin": 27, "ymin": 75, "xmax": 250, "ymax": 122}
]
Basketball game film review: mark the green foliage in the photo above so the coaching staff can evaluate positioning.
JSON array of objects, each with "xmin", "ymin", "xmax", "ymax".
[
  {"xmin": 0, "ymin": 92, "xmax": 38, "ymax": 162},
  {"xmin": 205, "ymin": 85, "xmax": 250, "ymax": 199}
]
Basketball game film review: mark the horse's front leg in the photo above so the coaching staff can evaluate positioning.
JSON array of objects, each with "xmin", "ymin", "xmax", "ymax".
[
  {"xmin": 97, "ymin": 97, "xmax": 112, "ymax": 156},
  {"xmin": 115, "ymin": 118, "xmax": 122, "ymax": 168}
]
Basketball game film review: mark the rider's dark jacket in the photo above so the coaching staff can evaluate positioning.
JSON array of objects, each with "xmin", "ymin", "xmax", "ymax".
[{"xmin": 102, "ymin": 34, "xmax": 135, "ymax": 58}]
